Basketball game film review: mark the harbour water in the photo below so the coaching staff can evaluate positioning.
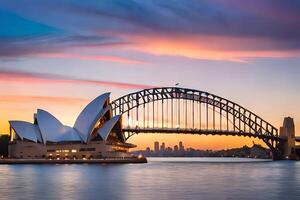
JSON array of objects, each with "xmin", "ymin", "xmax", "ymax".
[{"xmin": 0, "ymin": 157, "xmax": 299, "ymax": 200}]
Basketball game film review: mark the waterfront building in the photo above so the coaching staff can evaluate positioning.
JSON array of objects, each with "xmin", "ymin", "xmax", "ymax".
[
  {"xmin": 166, "ymin": 147, "xmax": 172, "ymax": 152},
  {"xmin": 154, "ymin": 141, "xmax": 159, "ymax": 152},
  {"xmin": 8, "ymin": 93, "xmax": 136, "ymax": 159},
  {"xmin": 146, "ymin": 147, "xmax": 151, "ymax": 153}
]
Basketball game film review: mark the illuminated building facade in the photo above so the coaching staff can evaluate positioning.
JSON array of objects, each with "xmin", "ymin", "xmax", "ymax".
[{"xmin": 8, "ymin": 93, "xmax": 136, "ymax": 159}]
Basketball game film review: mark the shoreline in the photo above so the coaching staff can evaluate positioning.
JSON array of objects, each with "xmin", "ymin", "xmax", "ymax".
[
  {"xmin": 147, "ymin": 157, "xmax": 274, "ymax": 163},
  {"xmin": 0, "ymin": 157, "xmax": 147, "ymax": 164}
]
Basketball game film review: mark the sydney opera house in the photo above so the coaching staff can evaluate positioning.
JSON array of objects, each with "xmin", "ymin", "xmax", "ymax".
[{"xmin": 8, "ymin": 93, "xmax": 136, "ymax": 160}]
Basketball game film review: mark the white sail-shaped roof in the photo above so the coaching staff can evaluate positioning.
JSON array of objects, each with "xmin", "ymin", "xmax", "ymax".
[
  {"xmin": 97, "ymin": 115, "xmax": 121, "ymax": 141},
  {"xmin": 74, "ymin": 93, "xmax": 110, "ymax": 143},
  {"xmin": 86, "ymin": 106, "xmax": 111, "ymax": 143},
  {"xmin": 37, "ymin": 109, "xmax": 81, "ymax": 143},
  {"xmin": 9, "ymin": 121, "xmax": 42, "ymax": 143},
  {"xmin": 56, "ymin": 126, "xmax": 82, "ymax": 142}
]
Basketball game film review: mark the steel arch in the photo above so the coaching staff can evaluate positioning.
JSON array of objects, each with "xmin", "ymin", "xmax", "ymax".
[{"xmin": 110, "ymin": 87, "xmax": 283, "ymax": 157}]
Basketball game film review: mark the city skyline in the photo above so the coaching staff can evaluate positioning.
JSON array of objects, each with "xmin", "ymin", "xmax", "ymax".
[
  {"xmin": 151, "ymin": 141, "xmax": 186, "ymax": 152},
  {"xmin": 0, "ymin": 0, "xmax": 300, "ymax": 150},
  {"xmin": 132, "ymin": 140, "xmax": 271, "ymax": 159}
]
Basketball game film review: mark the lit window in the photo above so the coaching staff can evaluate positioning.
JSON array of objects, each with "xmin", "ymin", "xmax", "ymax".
[{"xmin": 71, "ymin": 149, "xmax": 77, "ymax": 153}]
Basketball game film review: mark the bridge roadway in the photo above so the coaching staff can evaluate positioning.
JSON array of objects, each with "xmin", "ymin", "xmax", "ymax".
[{"xmin": 122, "ymin": 127, "xmax": 285, "ymax": 142}]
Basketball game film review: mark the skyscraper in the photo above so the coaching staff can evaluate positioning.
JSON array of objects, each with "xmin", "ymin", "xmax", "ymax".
[
  {"xmin": 154, "ymin": 141, "xmax": 159, "ymax": 152},
  {"xmin": 179, "ymin": 141, "xmax": 184, "ymax": 152},
  {"xmin": 174, "ymin": 145, "xmax": 179, "ymax": 152},
  {"xmin": 161, "ymin": 142, "xmax": 165, "ymax": 152}
]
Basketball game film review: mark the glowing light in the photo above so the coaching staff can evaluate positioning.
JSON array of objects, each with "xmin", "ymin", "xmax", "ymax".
[
  {"xmin": 55, "ymin": 149, "xmax": 70, "ymax": 153},
  {"xmin": 138, "ymin": 154, "xmax": 143, "ymax": 159}
]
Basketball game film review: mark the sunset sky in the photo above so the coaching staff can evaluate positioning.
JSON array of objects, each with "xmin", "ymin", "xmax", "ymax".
[{"xmin": 0, "ymin": 0, "xmax": 299, "ymax": 150}]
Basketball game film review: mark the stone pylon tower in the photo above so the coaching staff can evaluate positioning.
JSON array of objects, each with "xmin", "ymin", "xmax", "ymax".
[{"xmin": 279, "ymin": 117, "xmax": 296, "ymax": 159}]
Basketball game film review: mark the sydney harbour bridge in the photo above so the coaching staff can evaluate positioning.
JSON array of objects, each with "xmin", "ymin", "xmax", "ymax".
[{"xmin": 110, "ymin": 87, "xmax": 297, "ymax": 160}]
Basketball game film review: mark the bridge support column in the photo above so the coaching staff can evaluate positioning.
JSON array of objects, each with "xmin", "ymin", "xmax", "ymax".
[
  {"xmin": 263, "ymin": 139, "xmax": 282, "ymax": 161},
  {"xmin": 271, "ymin": 149, "xmax": 282, "ymax": 161},
  {"xmin": 279, "ymin": 117, "xmax": 297, "ymax": 160}
]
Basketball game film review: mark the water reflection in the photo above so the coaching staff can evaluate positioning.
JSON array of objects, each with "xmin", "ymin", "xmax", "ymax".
[{"xmin": 0, "ymin": 158, "xmax": 299, "ymax": 200}]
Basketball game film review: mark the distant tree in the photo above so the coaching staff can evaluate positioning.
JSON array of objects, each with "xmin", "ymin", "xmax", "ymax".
[{"xmin": 0, "ymin": 135, "xmax": 9, "ymax": 157}]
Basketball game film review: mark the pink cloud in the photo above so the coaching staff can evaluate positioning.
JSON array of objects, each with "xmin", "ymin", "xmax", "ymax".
[
  {"xmin": 0, "ymin": 95, "xmax": 86, "ymax": 104},
  {"xmin": 39, "ymin": 53, "xmax": 146, "ymax": 64},
  {"xmin": 123, "ymin": 34, "xmax": 300, "ymax": 62},
  {"xmin": 0, "ymin": 70, "xmax": 157, "ymax": 89}
]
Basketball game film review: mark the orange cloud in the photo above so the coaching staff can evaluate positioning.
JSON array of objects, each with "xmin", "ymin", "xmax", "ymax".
[
  {"xmin": 124, "ymin": 34, "xmax": 300, "ymax": 62},
  {"xmin": 39, "ymin": 53, "xmax": 146, "ymax": 64}
]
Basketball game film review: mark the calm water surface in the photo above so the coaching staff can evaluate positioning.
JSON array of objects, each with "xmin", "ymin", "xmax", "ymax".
[{"xmin": 0, "ymin": 157, "xmax": 299, "ymax": 200}]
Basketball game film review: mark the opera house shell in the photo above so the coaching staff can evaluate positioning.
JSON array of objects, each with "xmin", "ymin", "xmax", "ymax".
[{"xmin": 8, "ymin": 93, "xmax": 135, "ymax": 159}]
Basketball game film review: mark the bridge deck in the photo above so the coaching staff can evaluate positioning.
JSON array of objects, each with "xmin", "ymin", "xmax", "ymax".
[{"xmin": 122, "ymin": 128, "xmax": 284, "ymax": 141}]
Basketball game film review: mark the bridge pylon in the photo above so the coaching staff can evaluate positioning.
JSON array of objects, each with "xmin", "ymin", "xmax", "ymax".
[{"xmin": 279, "ymin": 117, "xmax": 297, "ymax": 159}]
